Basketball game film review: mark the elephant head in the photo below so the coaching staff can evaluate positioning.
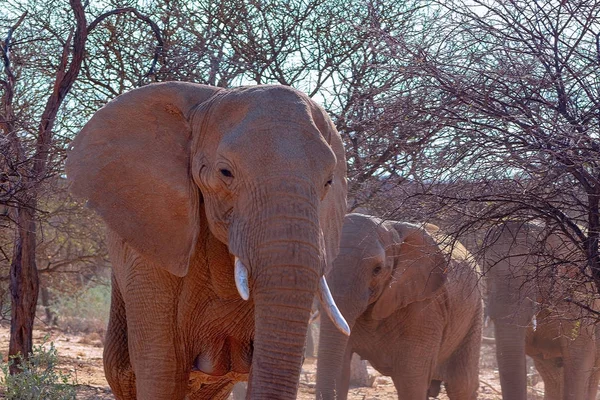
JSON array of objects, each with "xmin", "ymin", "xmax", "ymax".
[
  {"xmin": 66, "ymin": 82, "xmax": 349, "ymax": 398},
  {"xmin": 316, "ymin": 213, "xmax": 447, "ymax": 399}
]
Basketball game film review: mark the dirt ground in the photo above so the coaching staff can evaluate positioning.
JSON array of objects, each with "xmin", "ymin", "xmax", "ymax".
[{"xmin": 0, "ymin": 323, "xmax": 547, "ymax": 399}]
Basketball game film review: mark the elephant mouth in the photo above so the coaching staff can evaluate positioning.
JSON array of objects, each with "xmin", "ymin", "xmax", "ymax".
[
  {"xmin": 191, "ymin": 337, "xmax": 252, "ymax": 378},
  {"xmin": 189, "ymin": 370, "xmax": 249, "ymax": 391}
]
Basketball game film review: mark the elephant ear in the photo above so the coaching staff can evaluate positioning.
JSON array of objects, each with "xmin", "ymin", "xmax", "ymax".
[
  {"xmin": 371, "ymin": 222, "xmax": 447, "ymax": 320},
  {"xmin": 66, "ymin": 82, "xmax": 222, "ymax": 277},
  {"xmin": 309, "ymin": 102, "xmax": 348, "ymax": 273}
]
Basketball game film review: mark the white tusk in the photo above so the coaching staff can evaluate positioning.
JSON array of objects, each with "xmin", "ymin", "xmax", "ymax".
[
  {"xmin": 317, "ymin": 276, "xmax": 351, "ymax": 336},
  {"xmin": 309, "ymin": 309, "xmax": 320, "ymax": 324},
  {"xmin": 234, "ymin": 257, "xmax": 250, "ymax": 301}
]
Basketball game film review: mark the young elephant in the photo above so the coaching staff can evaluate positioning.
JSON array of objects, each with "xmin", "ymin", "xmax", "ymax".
[{"xmin": 315, "ymin": 213, "xmax": 483, "ymax": 400}]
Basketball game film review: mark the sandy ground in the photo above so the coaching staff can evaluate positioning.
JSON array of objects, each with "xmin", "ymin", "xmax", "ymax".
[{"xmin": 0, "ymin": 323, "xmax": 547, "ymax": 399}]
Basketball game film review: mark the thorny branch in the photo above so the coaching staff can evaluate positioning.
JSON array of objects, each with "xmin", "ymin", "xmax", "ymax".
[{"xmin": 87, "ymin": 7, "xmax": 164, "ymax": 85}]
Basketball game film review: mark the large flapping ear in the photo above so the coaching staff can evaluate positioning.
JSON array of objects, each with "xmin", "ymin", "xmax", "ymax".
[
  {"xmin": 371, "ymin": 221, "xmax": 447, "ymax": 320},
  {"xmin": 308, "ymin": 101, "xmax": 348, "ymax": 274},
  {"xmin": 66, "ymin": 82, "xmax": 222, "ymax": 276}
]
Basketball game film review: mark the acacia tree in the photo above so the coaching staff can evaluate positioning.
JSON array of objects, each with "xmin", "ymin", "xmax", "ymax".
[
  {"xmin": 369, "ymin": 0, "xmax": 600, "ymax": 306},
  {"xmin": 0, "ymin": 0, "xmax": 162, "ymax": 368}
]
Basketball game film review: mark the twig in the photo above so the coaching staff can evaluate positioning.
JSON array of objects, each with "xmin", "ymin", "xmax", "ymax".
[
  {"xmin": 87, "ymin": 7, "xmax": 163, "ymax": 85},
  {"xmin": 478, "ymin": 379, "xmax": 502, "ymax": 395}
]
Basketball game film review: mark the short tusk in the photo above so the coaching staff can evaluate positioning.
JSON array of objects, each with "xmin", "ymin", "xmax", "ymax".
[
  {"xmin": 318, "ymin": 276, "xmax": 351, "ymax": 336},
  {"xmin": 234, "ymin": 257, "xmax": 250, "ymax": 301}
]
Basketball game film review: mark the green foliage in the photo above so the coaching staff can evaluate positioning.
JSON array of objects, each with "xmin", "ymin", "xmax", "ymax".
[
  {"xmin": 0, "ymin": 338, "xmax": 76, "ymax": 400},
  {"xmin": 49, "ymin": 282, "xmax": 110, "ymax": 333}
]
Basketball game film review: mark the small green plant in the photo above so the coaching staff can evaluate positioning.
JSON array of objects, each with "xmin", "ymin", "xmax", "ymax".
[{"xmin": 0, "ymin": 337, "xmax": 76, "ymax": 399}]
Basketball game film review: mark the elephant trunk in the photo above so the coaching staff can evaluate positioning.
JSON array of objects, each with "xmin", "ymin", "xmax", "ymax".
[
  {"xmin": 250, "ymin": 266, "xmax": 317, "ymax": 398},
  {"xmin": 315, "ymin": 312, "xmax": 352, "ymax": 400},
  {"xmin": 315, "ymin": 278, "xmax": 363, "ymax": 400},
  {"xmin": 241, "ymin": 185, "xmax": 322, "ymax": 399},
  {"xmin": 494, "ymin": 321, "xmax": 528, "ymax": 400}
]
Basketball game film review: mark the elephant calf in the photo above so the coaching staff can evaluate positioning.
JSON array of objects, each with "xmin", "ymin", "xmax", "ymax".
[{"xmin": 315, "ymin": 213, "xmax": 483, "ymax": 400}]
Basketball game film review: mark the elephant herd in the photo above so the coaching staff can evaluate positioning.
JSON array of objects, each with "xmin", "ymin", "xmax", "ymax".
[
  {"xmin": 315, "ymin": 215, "xmax": 600, "ymax": 400},
  {"xmin": 66, "ymin": 82, "xmax": 599, "ymax": 399}
]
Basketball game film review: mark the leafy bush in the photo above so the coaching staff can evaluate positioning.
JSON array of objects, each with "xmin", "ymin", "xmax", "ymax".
[
  {"xmin": 49, "ymin": 281, "xmax": 110, "ymax": 333},
  {"xmin": 0, "ymin": 338, "xmax": 76, "ymax": 399}
]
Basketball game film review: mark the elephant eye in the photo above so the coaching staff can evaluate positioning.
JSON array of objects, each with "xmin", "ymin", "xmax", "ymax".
[
  {"xmin": 373, "ymin": 265, "xmax": 383, "ymax": 276},
  {"xmin": 325, "ymin": 178, "xmax": 333, "ymax": 187},
  {"xmin": 220, "ymin": 169, "xmax": 234, "ymax": 178}
]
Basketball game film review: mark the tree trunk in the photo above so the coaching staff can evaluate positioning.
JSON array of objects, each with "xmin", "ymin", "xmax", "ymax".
[
  {"xmin": 349, "ymin": 354, "xmax": 370, "ymax": 387},
  {"xmin": 9, "ymin": 205, "xmax": 39, "ymax": 373}
]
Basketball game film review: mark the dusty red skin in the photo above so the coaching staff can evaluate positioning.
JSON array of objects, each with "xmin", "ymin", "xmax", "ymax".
[{"xmin": 66, "ymin": 82, "xmax": 348, "ymax": 400}]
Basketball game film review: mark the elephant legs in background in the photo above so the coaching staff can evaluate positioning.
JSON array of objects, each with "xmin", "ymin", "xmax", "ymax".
[{"xmin": 103, "ymin": 277, "xmax": 136, "ymax": 400}]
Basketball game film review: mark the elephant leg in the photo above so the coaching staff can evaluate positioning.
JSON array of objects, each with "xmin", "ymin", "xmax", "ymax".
[
  {"xmin": 103, "ymin": 275, "xmax": 136, "ymax": 399},
  {"xmin": 391, "ymin": 342, "xmax": 438, "ymax": 400},
  {"xmin": 122, "ymin": 266, "xmax": 190, "ymax": 399},
  {"xmin": 586, "ymin": 336, "xmax": 600, "ymax": 400},
  {"xmin": 531, "ymin": 357, "xmax": 562, "ymax": 400},
  {"xmin": 444, "ymin": 357, "xmax": 479, "ymax": 400},
  {"xmin": 444, "ymin": 324, "xmax": 481, "ymax": 400},
  {"xmin": 187, "ymin": 379, "xmax": 235, "ymax": 400},
  {"xmin": 391, "ymin": 373, "xmax": 432, "ymax": 400},
  {"xmin": 586, "ymin": 362, "xmax": 600, "ymax": 400},
  {"xmin": 560, "ymin": 330, "xmax": 596, "ymax": 400}
]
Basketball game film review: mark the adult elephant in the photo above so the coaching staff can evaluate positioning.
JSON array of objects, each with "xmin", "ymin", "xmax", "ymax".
[
  {"xmin": 482, "ymin": 220, "xmax": 600, "ymax": 400},
  {"xmin": 315, "ymin": 213, "xmax": 482, "ymax": 400},
  {"xmin": 66, "ymin": 82, "xmax": 350, "ymax": 399}
]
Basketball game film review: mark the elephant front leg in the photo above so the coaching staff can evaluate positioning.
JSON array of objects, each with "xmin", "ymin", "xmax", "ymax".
[
  {"xmin": 391, "ymin": 373, "xmax": 432, "ymax": 400},
  {"xmin": 390, "ymin": 345, "xmax": 438, "ymax": 400},
  {"xmin": 122, "ymin": 268, "xmax": 191, "ymax": 399},
  {"xmin": 104, "ymin": 276, "xmax": 136, "ymax": 399}
]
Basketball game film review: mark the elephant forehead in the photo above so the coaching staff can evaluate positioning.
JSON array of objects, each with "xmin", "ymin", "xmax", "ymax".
[
  {"xmin": 214, "ymin": 120, "xmax": 335, "ymax": 173},
  {"xmin": 209, "ymin": 86, "xmax": 313, "ymax": 128},
  {"xmin": 338, "ymin": 235, "xmax": 385, "ymax": 262}
]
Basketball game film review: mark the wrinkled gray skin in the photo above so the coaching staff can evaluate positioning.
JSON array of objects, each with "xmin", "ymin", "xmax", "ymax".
[
  {"xmin": 483, "ymin": 221, "xmax": 600, "ymax": 400},
  {"xmin": 66, "ymin": 82, "xmax": 347, "ymax": 400},
  {"xmin": 315, "ymin": 214, "xmax": 482, "ymax": 400}
]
